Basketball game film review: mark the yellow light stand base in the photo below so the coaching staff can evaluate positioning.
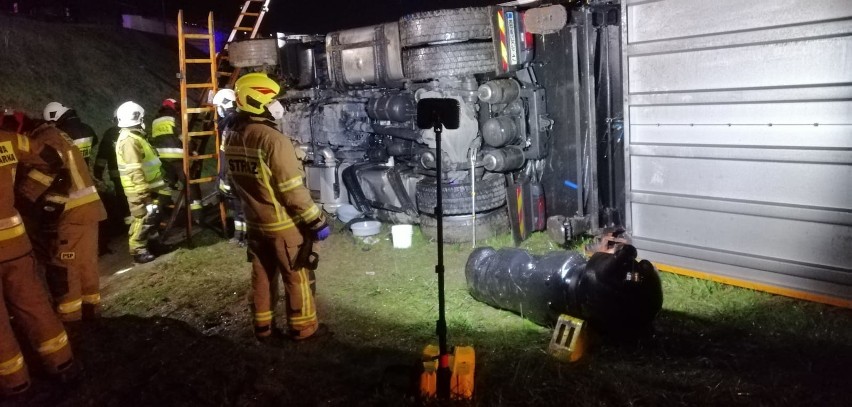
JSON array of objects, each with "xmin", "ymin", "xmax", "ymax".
[
  {"xmin": 420, "ymin": 345, "xmax": 476, "ymax": 399},
  {"xmin": 548, "ymin": 314, "xmax": 587, "ymax": 362}
]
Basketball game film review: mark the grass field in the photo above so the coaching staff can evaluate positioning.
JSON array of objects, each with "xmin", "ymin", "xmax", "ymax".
[{"xmin": 75, "ymin": 221, "xmax": 852, "ymax": 407}]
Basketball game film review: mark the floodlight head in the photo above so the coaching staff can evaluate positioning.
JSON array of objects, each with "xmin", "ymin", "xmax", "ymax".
[{"xmin": 416, "ymin": 98, "xmax": 460, "ymax": 130}]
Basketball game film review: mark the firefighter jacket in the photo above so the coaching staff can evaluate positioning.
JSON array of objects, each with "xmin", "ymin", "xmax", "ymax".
[
  {"xmin": 116, "ymin": 128, "xmax": 165, "ymax": 203},
  {"xmin": 55, "ymin": 110, "xmax": 98, "ymax": 165},
  {"xmin": 223, "ymin": 115, "xmax": 324, "ymax": 245},
  {"xmin": 93, "ymin": 126, "xmax": 120, "ymax": 181},
  {"xmin": 0, "ymin": 129, "xmax": 63, "ymax": 261},
  {"xmin": 150, "ymin": 109, "xmax": 183, "ymax": 188},
  {"xmin": 26, "ymin": 123, "xmax": 107, "ymax": 225},
  {"xmin": 151, "ymin": 110, "xmax": 183, "ymax": 160},
  {"xmin": 217, "ymin": 112, "xmax": 238, "ymax": 197}
]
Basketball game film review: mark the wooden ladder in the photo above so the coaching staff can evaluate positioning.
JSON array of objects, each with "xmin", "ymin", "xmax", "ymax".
[
  {"xmin": 174, "ymin": 10, "xmax": 228, "ymax": 244},
  {"xmin": 169, "ymin": 3, "xmax": 271, "ymax": 244},
  {"xmin": 218, "ymin": 0, "xmax": 272, "ymax": 90}
]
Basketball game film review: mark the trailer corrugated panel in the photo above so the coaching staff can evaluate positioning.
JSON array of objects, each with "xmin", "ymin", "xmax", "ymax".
[{"xmin": 621, "ymin": 0, "xmax": 852, "ymax": 305}]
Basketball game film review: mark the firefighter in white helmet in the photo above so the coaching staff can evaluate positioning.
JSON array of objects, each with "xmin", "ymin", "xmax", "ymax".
[
  {"xmin": 43, "ymin": 102, "xmax": 99, "ymax": 166},
  {"xmin": 213, "ymin": 89, "xmax": 246, "ymax": 246},
  {"xmin": 224, "ymin": 74, "xmax": 330, "ymax": 342},
  {"xmin": 114, "ymin": 101, "xmax": 165, "ymax": 264}
]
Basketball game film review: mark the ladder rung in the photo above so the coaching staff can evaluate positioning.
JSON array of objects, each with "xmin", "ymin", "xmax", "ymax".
[
  {"xmin": 184, "ymin": 34, "xmax": 212, "ymax": 40},
  {"xmin": 190, "ymin": 154, "xmax": 217, "ymax": 160},
  {"xmin": 186, "ymin": 107, "xmax": 215, "ymax": 114},
  {"xmin": 186, "ymin": 83, "xmax": 214, "ymax": 89},
  {"xmin": 186, "ymin": 58, "xmax": 213, "ymax": 64},
  {"xmin": 235, "ymin": 27, "xmax": 253, "ymax": 31},
  {"xmin": 217, "ymin": 72, "xmax": 233, "ymax": 77},
  {"xmin": 189, "ymin": 176, "xmax": 217, "ymax": 185},
  {"xmin": 241, "ymin": 12, "xmax": 260, "ymax": 17},
  {"xmin": 188, "ymin": 131, "xmax": 216, "ymax": 137}
]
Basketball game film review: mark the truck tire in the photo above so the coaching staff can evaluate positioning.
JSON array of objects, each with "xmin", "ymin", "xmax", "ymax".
[
  {"xmin": 403, "ymin": 42, "xmax": 494, "ymax": 81},
  {"xmin": 416, "ymin": 173, "xmax": 506, "ymax": 216},
  {"xmin": 227, "ymin": 38, "xmax": 279, "ymax": 68},
  {"xmin": 420, "ymin": 207, "xmax": 510, "ymax": 243},
  {"xmin": 399, "ymin": 7, "xmax": 492, "ymax": 48}
]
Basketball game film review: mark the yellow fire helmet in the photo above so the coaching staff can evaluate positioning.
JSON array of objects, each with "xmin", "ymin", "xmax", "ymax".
[{"xmin": 235, "ymin": 73, "xmax": 281, "ymax": 115}]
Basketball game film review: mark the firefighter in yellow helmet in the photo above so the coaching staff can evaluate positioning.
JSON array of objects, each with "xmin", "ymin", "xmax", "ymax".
[
  {"xmin": 19, "ymin": 120, "xmax": 107, "ymax": 323},
  {"xmin": 114, "ymin": 101, "xmax": 166, "ymax": 264},
  {"xmin": 0, "ymin": 129, "xmax": 76, "ymax": 397},
  {"xmin": 225, "ymin": 73, "xmax": 331, "ymax": 342}
]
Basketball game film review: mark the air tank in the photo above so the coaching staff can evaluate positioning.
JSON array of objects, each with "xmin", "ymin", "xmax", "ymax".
[
  {"xmin": 482, "ymin": 116, "xmax": 520, "ymax": 147},
  {"xmin": 483, "ymin": 146, "xmax": 525, "ymax": 172},
  {"xmin": 478, "ymin": 79, "xmax": 521, "ymax": 105}
]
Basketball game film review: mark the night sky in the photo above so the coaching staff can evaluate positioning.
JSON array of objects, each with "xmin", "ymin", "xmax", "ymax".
[
  {"xmin": 266, "ymin": 0, "xmax": 503, "ymax": 34},
  {"xmin": 8, "ymin": 1, "xmax": 506, "ymax": 34},
  {"xmin": 126, "ymin": 0, "xmax": 506, "ymax": 34}
]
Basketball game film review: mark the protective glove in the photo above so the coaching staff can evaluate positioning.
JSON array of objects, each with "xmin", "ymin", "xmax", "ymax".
[{"xmin": 314, "ymin": 223, "xmax": 331, "ymax": 241}]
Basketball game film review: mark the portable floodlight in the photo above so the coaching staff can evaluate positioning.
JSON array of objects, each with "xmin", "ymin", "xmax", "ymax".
[{"xmin": 415, "ymin": 98, "xmax": 475, "ymax": 400}]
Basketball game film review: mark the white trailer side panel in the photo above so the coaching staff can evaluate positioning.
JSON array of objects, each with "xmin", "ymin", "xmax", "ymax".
[{"xmin": 622, "ymin": 0, "xmax": 852, "ymax": 302}]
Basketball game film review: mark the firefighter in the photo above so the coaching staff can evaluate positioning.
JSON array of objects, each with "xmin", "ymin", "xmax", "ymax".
[
  {"xmin": 21, "ymin": 121, "xmax": 107, "ymax": 322},
  {"xmin": 150, "ymin": 98, "xmax": 202, "ymax": 220},
  {"xmin": 115, "ymin": 101, "xmax": 166, "ymax": 264},
  {"xmin": 225, "ymin": 73, "xmax": 331, "ymax": 342},
  {"xmin": 43, "ymin": 102, "xmax": 98, "ymax": 165},
  {"xmin": 93, "ymin": 119, "xmax": 129, "ymax": 255},
  {"xmin": 212, "ymin": 89, "xmax": 246, "ymax": 246},
  {"xmin": 0, "ymin": 129, "xmax": 76, "ymax": 397}
]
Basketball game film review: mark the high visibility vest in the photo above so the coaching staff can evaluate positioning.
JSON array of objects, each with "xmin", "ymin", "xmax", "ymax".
[
  {"xmin": 151, "ymin": 116, "xmax": 176, "ymax": 139},
  {"xmin": 151, "ymin": 116, "xmax": 184, "ymax": 160},
  {"xmin": 116, "ymin": 129, "xmax": 165, "ymax": 197}
]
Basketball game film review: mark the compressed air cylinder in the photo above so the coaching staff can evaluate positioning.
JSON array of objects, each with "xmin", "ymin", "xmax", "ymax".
[
  {"xmin": 483, "ymin": 146, "xmax": 525, "ymax": 172},
  {"xmin": 482, "ymin": 116, "xmax": 520, "ymax": 147},
  {"xmin": 478, "ymin": 79, "xmax": 521, "ymax": 105}
]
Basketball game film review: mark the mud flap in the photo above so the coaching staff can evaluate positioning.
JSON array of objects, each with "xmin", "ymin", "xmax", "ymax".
[{"xmin": 506, "ymin": 177, "xmax": 546, "ymax": 245}]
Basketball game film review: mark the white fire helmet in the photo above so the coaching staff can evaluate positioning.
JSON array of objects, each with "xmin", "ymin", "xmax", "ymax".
[
  {"xmin": 116, "ymin": 101, "xmax": 145, "ymax": 128},
  {"xmin": 43, "ymin": 102, "xmax": 70, "ymax": 122},
  {"xmin": 212, "ymin": 89, "xmax": 236, "ymax": 118}
]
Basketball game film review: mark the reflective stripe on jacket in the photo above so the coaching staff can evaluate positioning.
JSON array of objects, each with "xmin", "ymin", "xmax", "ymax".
[
  {"xmin": 151, "ymin": 115, "xmax": 185, "ymax": 159},
  {"xmin": 27, "ymin": 124, "xmax": 106, "ymax": 224},
  {"xmin": 116, "ymin": 128, "xmax": 165, "ymax": 200},
  {"xmin": 1, "ymin": 130, "xmax": 63, "ymax": 260},
  {"xmin": 56, "ymin": 113, "xmax": 98, "ymax": 164},
  {"xmin": 223, "ymin": 115, "xmax": 323, "ymax": 243}
]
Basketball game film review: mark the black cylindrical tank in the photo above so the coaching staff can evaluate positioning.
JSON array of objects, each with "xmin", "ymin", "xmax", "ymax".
[{"xmin": 465, "ymin": 245, "xmax": 663, "ymax": 334}]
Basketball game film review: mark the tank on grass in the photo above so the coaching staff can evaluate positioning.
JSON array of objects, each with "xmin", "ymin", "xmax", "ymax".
[{"xmin": 465, "ymin": 245, "xmax": 663, "ymax": 335}]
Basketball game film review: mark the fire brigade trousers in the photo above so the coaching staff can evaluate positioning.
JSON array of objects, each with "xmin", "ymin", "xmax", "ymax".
[
  {"xmin": 0, "ymin": 253, "xmax": 74, "ymax": 395},
  {"xmin": 225, "ymin": 195, "xmax": 246, "ymax": 241},
  {"xmin": 42, "ymin": 222, "xmax": 101, "ymax": 322},
  {"xmin": 127, "ymin": 196, "xmax": 162, "ymax": 256},
  {"xmin": 247, "ymin": 235, "xmax": 318, "ymax": 339}
]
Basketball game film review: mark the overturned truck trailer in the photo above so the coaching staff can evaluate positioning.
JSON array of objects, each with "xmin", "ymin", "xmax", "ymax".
[{"xmin": 229, "ymin": 0, "xmax": 851, "ymax": 306}]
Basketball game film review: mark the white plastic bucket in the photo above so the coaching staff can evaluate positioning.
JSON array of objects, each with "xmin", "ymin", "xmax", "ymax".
[{"xmin": 391, "ymin": 224, "xmax": 413, "ymax": 249}]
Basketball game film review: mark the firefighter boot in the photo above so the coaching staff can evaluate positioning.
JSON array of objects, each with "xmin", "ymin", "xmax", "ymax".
[{"xmin": 133, "ymin": 250, "xmax": 156, "ymax": 264}]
